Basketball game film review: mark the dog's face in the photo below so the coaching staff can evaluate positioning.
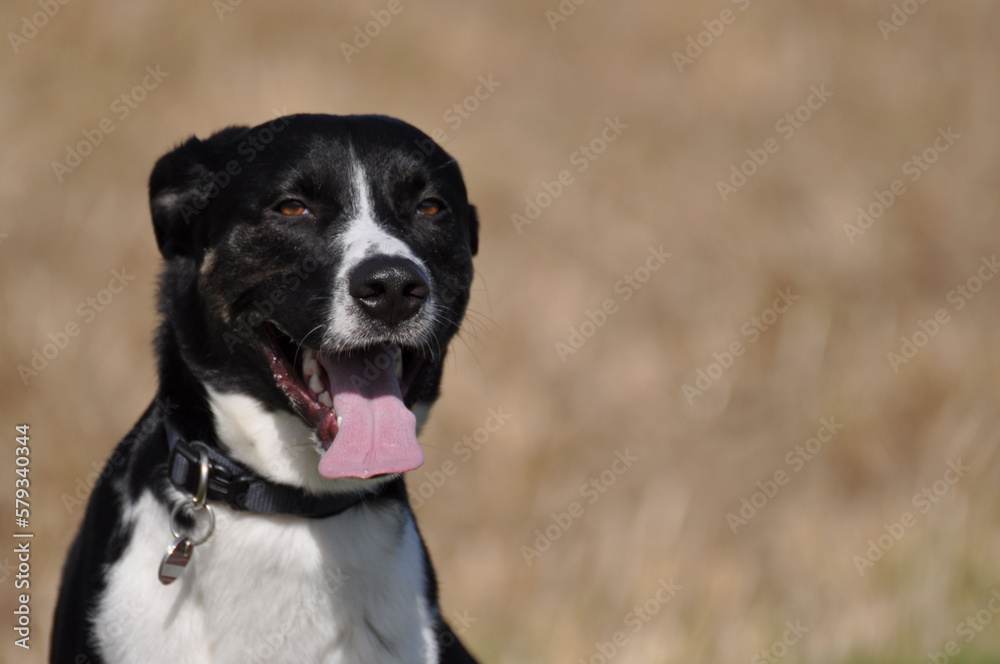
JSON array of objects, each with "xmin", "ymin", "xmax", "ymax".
[{"xmin": 149, "ymin": 114, "xmax": 477, "ymax": 487}]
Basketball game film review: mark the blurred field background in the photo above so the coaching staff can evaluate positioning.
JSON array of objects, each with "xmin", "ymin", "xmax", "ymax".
[{"xmin": 3, "ymin": 1, "xmax": 1000, "ymax": 662}]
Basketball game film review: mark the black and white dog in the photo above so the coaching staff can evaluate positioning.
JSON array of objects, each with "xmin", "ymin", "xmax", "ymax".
[{"xmin": 51, "ymin": 114, "xmax": 480, "ymax": 663}]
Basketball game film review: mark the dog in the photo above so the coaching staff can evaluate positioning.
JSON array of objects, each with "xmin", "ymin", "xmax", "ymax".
[{"xmin": 51, "ymin": 114, "xmax": 480, "ymax": 663}]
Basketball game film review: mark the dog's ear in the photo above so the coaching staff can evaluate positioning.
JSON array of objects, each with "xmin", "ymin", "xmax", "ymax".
[
  {"xmin": 148, "ymin": 126, "xmax": 248, "ymax": 259},
  {"xmin": 466, "ymin": 204, "xmax": 479, "ymax": 257}
]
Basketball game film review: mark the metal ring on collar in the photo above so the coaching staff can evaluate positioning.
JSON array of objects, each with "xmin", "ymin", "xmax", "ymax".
[
  {"xmin": 169, "ymin": 499, "xmax": 215, "ymax": 546},
  {"xmin": 191, "ymin": 443, "xmax": 210, "ymax": 509}
]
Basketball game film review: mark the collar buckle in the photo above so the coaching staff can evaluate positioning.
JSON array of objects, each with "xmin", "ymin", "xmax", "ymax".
[
  {"xmin": 167, "ymin": 436, "xmax": 237, "ymax": 502},
  {"xmin": 163, "ymin": 418, "xmax": 396, "ymax": 518}
]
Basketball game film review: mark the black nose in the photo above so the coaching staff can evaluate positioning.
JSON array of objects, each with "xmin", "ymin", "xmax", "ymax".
[{"xmin": 349, "ymin": 256, "xmax": 430, "ymax": 326}]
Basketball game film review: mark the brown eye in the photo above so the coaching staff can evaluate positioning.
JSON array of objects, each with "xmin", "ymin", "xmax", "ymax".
[
  {"xmin": 416, "ymin": 199, "xmax": 442, "ymax": 216},
  {"xmin": 277, "ymin": 200, "xmax": 308, "ymax": 216}
]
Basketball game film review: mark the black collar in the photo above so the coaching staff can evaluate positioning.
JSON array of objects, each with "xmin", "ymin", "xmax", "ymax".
[{"xmin": 164, "ymin": 420, "xmax": 395, "ymax": 518}]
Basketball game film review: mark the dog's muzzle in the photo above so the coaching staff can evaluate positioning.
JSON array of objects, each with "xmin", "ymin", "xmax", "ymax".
[{"xmin": 348, "ymin": 255, "xmax": 430, "ymax": 327}]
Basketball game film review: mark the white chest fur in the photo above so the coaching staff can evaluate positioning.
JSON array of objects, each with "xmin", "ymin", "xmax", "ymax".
[{"xmin": 93, "ymin": 491, "xmax": 438, "ymax": 664}]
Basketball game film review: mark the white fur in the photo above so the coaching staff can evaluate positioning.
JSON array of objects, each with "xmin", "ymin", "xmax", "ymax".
[
  {"xmin": 205, "ymin": 386, "xmax": 434, "ymax": 492},
  {"xmin": 90, "ymin": 150, "xmax": 456, "ymax": 663},
  {"xmin": 90, "ymin": 381, "xmax": 443, "ymax": 662},
  {"xmin": 93, "ymin": 488, "xmax": 438, "ymax": 664},
  {"xmin": 338, "ymin": 166, "xmax": 420, "ymax": 270},
  {"xmin": 204, "ymin": 385, "xmax": 384, "ymax": 496},
  {"xmin": 91, "ymin": 157, "xmax": 451, "ymax": 662},
  {"xmin": 325, "ymin": 162, "xmax": 436, "ymax": 350}
]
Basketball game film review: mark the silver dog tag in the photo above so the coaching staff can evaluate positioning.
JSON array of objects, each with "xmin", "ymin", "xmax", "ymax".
[{"xmin": 158, "ymin": 537, "xmax": 193, "ymax": 585}]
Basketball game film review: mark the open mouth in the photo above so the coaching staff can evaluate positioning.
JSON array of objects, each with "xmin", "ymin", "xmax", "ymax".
[{"xmin": 258, "ymin": 322, "xmax": 429, "ymax": 479}]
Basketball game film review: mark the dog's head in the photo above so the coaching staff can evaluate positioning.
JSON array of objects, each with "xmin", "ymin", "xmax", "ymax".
[{"xmin": 149, "ymin": 114, "xmax": 478, "ymax": 490}]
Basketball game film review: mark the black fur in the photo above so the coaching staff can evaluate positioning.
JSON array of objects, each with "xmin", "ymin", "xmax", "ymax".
[{"xmin": 52, "ymin": 114, "xmax": 480, "ymax": 663}]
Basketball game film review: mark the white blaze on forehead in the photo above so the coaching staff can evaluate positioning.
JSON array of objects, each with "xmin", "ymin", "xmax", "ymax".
[
  {"xmin": 325, "ymin": 159, "xmax": 434, "ymax": 348},
  {"xmin": 336, "ymin": 165, "xmax": 420, "ymax": 281}
]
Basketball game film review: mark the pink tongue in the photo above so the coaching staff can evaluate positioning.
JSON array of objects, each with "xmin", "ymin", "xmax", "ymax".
[{"xmin": 316, "ymin": 347, "xmax": 423, "ymax": 479}]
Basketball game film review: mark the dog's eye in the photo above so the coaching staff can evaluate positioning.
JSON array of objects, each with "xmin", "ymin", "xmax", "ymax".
[
  {"xmin": 416, "ymin": 199, "xmax": 443, "ymax": 217},
  {"xmin": 277, "ymin": 200, "xmax": 309, "ymax": 216}
]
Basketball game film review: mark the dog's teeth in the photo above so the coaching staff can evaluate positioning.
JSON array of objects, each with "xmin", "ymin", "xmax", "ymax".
[
  {"xmin": 302, "ymin": 349, "xmax": 318, "ymax": 377},
  {"xmin": 337, "ymin": 415, "xmax": 343, "ymax": 429},
  {"xmin": 318, "ymin": 390, "xmax": 333, "ymax": 407},
  {"xmin": 309, "ymin": 374, "xmax": 323, "ymax": 394}
]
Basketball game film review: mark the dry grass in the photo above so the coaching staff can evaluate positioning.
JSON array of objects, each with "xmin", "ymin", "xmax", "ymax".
[{"xmin": 3, "ymin": 1, "xmax": 1000, "ymax": 662}]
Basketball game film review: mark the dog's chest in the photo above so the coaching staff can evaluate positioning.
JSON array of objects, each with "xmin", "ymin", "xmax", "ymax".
[{"xmin": 93, "ymin": 491, "xmax": 437, "ymax": 664}]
